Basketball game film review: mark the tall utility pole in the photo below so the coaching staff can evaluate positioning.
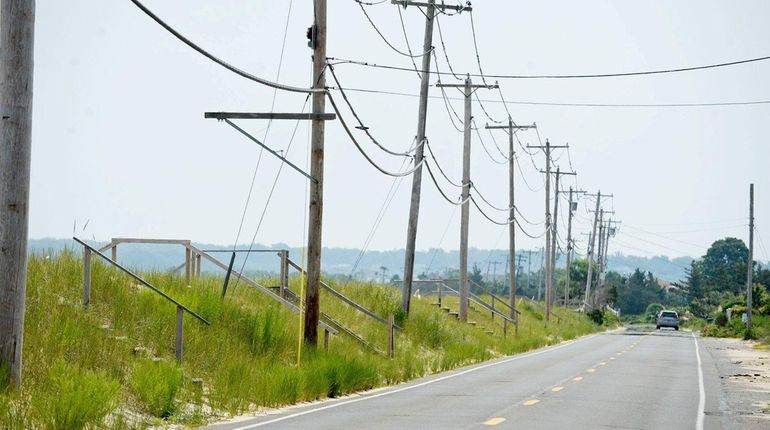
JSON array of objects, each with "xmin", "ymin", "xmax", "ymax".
[
  {"xmin": 564, "ymin": 187, "xmax": 584, "ymax": 307},
  {"xmin": 747, "ymin": 183, "xmax": 754, "ymax": 331},
  {"xmin": 486, "ymin": 120, "xmax": 534, "ymax": 322},
  {"xmin": 543, "ymin": 167, "xmax": 576, "ymax": 309},
  {"xmin": 0, "ymin": 0, "xmax": 36, "ymax": 388},
  {"xmin": 565, "ymin": 187, "xmax": 574, "ymax": 306},
  {"xmin": 304, "ymin": 0, "xmax": 328, "ymax": 345},
  {"xmin": 396, "ymin": 0, "xmax": 471, "ymax": 314},
  {"xmin": 527, "ymin": 140, "xmax": 568, "ymax": 321},
  {"xmin": 584, "ymin": 191, "xmax": 601, "ymax": 309},
  {"xmin": 436, "ymin": 77, "xmax": 496, "ymax": 322}
]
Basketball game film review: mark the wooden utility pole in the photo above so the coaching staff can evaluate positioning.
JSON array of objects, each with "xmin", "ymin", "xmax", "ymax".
[
  {"xmin": 396, "ymin": 0, "xmax": 472, "ymax": 314},
  {"xmin": 747, "ymin": 183, "xmax": 754, "ymax": 331},
  {"xmin": 0, "ymin": 0, "xmax": 35, "ymax": 389},
  {"xmin": 584, "ymin": 192, "xmax": 601, "ymax": 309},
  {"xmin": 565, "ymin": 187, "xmax": 574, "ymax": 306},
  {"xmin": 545, "ymin": 168, "xmax": 575, "ymax": 309},
  {"xmin": 486, "ymin": 120, "xmax": 534, "ymax": 322},
  {"xmin": 304, "ymin": 0, "xmax": 328, "ymax": 345},
  {"xmin": 436, "ymin": 76, "xmax": 496, "ymax": 322},
  {"xmin": 527, "ymin": 141, "xmax": 567, "ymax": 321}
]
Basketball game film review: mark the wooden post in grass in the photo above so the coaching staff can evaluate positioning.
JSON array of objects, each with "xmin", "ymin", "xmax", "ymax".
[
  {"xmin": 491, "ymin": 295, "xmax": 496, "ymax": 320},
  {"xmin": 388, "ymin": 314, "xmax": 395, "ymax": 358},
  {"xmin": 503, "ymin": 318, "xmax": 507, "ymax": 337},
  {"xmin": 185, "ymin": 247, "xmax": 191, "ymax": 284},
  {"xmin": 196, "ymin": 254, "xmax": 201, "ymax": 277},
  {"xmin": 437, "ymin": 282, "xmax": 443, "ymax": 308},
  {"xmin": 111, "ymin": 244, "xmax": 117, "ymax": 262},
  {"xmin": 323, "ymin": 329, "xmax": 330, "ymax": 352},
  {"xmin": 279, "ymin": 250, "xmax": 289, "ymax": 299},
  {"xmin": 175, "ymin": 306, "xmax": 184, "ymax": 362},
  {"xmin": 83, "ymin": 247, "xmax": 92, "ymax": 308}
]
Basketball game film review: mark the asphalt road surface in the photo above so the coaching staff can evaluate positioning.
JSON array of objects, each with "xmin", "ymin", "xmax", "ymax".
[{"xmin": 206, "ymin": 327, "xmax": 721, "ymax": 430}]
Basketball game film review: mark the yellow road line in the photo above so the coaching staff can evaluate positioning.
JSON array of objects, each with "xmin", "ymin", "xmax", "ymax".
[
  {"xmin": 586, "ymin": 368, "xmax": 596, "ymax": 373},
  {"xmin": 523, "ymin": 399, "xmax": 540, "ymax": 406},
  {"xmin": 484, "ymin": 417, "xmax": 506, "ymax": 426},
  {"xmin": 573, "ymin": 376, "xmax": 583, "ymax": 381},
  {"xmin": 599, "ymin": 361, "xmax": 607, "ymax": 366},
  {"xmin": 609, "ymin": 357, "xmax": 616, "ymax": 360},
  {"xmin": 551, "ymin": 386, "xmax": 564, "ymax": 392}
]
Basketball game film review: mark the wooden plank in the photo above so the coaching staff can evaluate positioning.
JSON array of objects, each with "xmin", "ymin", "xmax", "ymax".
[
  {"xmin": 204, "ymin": 112, "xmax": 336, "ymax": 121},
  {"xmin": 111, "ymin": 238, "xmax": 191, "ymax": 245}
]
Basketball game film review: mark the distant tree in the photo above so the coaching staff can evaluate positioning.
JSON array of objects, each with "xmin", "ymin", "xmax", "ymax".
[
  {"xmin": 390, "ymin": 273, "xmax": 401, "ymax": 283},
  {"xmin": 469, "ymin": 263, "xmax": 484, "ymax": 286},
  {"xmin": 616, "ymin": 269, "xmax": 664, "ymax": 315}
]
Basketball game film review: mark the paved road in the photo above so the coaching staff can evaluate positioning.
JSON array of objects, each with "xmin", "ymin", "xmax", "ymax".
[{"xmin": 206, "ymin": 327, "xmax": 722, "ymax": 430}]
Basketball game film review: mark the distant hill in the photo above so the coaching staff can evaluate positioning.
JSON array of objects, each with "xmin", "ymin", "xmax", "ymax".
[{"xmin": 30, "ymin": 238, "xmax": 714, "ymax": 283}]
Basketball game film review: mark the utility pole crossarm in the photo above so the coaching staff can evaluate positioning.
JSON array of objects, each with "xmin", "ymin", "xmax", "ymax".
[
  {"xmin": 485, "ymin": 123, "xmax": 536, "ymax": 130},
  {"xmin": 391, "ymin": 0, "xmax": 472, "ymax": 12},
  {"xmin": 435, "ymin": 83, "xmax": 498, "ymax": 89},
  {"xmin": 205, "ymin": 112, "xmax": 336, "ymax": 121}
]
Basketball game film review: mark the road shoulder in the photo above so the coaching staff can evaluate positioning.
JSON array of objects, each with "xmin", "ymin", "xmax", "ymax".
[{"xmin": 700, "ymin": 336, "xmax": 770, "ymax": 430}]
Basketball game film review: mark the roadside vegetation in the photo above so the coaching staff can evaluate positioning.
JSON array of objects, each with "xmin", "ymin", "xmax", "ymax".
[
  {"xmin": 0, "ymin": 251, "xmax": 602, "ymax": 429},
  {"xmin": 598, "ymin": 236, "xmax": 770, "ymax": 345}
]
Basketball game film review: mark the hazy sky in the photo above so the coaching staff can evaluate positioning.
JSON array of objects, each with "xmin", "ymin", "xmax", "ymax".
[{"xmin": 29, "ymin": 0, "xmax": 770, "ymax": 262}]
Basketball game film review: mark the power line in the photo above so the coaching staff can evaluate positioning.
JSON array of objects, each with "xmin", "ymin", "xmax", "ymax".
[
  {"xmin": 328, "ymin": 53, "xmax": 770, "ymax": 79},
  {"xmin": 324, "ymin": 82, "xmax": 770, "ymax": 108},
  {"xmin": 127, "ymin": 0, "xmax": 318, "ymax": 94}
]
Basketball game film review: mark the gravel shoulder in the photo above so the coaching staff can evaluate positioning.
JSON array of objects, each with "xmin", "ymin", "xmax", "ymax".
[{"xmin": 701, "ymin": 336, "xmax": 770, "ymax": 430}]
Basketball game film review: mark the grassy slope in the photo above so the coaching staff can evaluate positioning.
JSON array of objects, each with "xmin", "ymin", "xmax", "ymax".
[{"xmin": 1, "ymin": 252, "xmax": 601, "ymax": 429}]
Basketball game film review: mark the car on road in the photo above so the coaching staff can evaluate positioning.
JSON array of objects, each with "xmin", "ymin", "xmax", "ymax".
[{"xmin": 656, "ymin": 310, "xmax": 680, "ymax": 330}]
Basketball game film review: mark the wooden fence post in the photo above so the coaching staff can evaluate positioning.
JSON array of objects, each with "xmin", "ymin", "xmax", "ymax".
[
  {"xmin": 196, "ymin": 254, "xmax": 201, "ymax": 277},
  {"xmin": 279, "ymin": 250, "xmax": 289, "ymax": 298},
  {"xmin": 111, "ymin": 244, "xmax": 117, "ymax": 262},
  {"xmin": 185, "ymin": 248, "xmax": 191, "ymax": 284},
  {"xmin": 83, "ymin": 247, "xmax": 92, "ymax": 308},
  {"xmin": 323, "ymin": 329, "xmax": 330, "ymax": 352},
  {"xmin": 491, "ymin": 295, "xmax": 496, "ymax": 321},
  {"xmin": 387, "ymin": 314, "xmax": 395, "ymax": 358},
  {"xmin": 438, "ymin": 282, "xmax": 442, "ymax": 308},
  {"xmin": 175, "ymin": 305, "xmax": 184, "ymax": 362}
]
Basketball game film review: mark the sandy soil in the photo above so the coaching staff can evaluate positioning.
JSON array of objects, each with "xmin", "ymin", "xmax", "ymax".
[{"xmin": 701, "ymin": 336, "xmax": 770, "ymax": 430}]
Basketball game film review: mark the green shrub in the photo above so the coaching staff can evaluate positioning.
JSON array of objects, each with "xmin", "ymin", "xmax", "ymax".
[
  {"xmin": 645, "ymin": 303, "xmax": 664, "ymax": 323},
  {"xmin": 587, "ymin": 309, "xmax": 605, "ymax": 325},
  {"xmin": 32, "ymin": 362, "xmax": 119, "ymax": 430},
  {"xmin": 130, "ymin": 359, "xmax": 183, "ymax": 418}
]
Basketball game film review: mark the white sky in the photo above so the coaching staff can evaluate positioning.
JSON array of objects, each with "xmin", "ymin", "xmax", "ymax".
[{"xmin": 29, "ymin": 0, "xmax": 770, "ymax": 261}]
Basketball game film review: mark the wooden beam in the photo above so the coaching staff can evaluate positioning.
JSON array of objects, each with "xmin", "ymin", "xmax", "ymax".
[{"xmin": 204, "ymin": 112, "xmax": 336, "ymax": 121}]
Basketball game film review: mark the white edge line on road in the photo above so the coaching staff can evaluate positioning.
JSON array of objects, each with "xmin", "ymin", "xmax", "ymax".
[
  {"xmin": 231, "ymin": 332, "xmax": 604, "ymax": 430},
  {"xmin": 692, "ymin": 332, "xmax": 705, "ymax": 430}
]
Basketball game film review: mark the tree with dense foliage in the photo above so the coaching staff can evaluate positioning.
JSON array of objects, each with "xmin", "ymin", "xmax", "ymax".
[{"xmin": 700, "ymin": 237, "xmax": 748, "ymax": 295}]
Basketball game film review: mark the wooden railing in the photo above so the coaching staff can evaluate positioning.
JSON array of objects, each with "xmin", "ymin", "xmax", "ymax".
[{"xmin": 74, "ymin": 237, "xmax": 210, "ymax": 362}]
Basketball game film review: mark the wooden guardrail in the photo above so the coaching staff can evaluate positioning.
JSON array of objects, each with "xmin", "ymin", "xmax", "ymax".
[{"xmin": 74, "ymin": 237, "xmax": 210, "ymax": 362}]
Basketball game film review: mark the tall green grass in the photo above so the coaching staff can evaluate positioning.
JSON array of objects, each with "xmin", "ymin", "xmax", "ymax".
[{"xmin": 0, "ymin": 251, "xmax": 601, "ymax": 428}]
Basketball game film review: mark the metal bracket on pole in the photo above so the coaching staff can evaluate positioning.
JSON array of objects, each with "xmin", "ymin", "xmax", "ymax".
[{"xmin": 391, "ymin": 0, "xmax": 472, "ymax": 12}]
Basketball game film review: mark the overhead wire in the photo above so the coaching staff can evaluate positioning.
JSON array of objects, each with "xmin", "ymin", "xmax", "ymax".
[
  {"xmin": 320, "ymin": 75, "xmax": 770, "ymax": 108},
  {"xmin": 327, "ymin": 53, "xmax": 770, "ymax": 79},
  {"xmin": 127, "ymin": 0, "xmax": 319, "ymax": 94},
  {"xmin": 327, "ymin": 92, "xmax": 426, "ymax": 177},
  {"xmin": 327, "ymin": 64, "xmax": 419, "ymax": 157}
]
